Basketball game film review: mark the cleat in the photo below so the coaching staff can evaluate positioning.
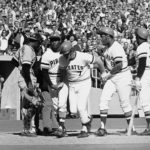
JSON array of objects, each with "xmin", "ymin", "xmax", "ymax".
[
  {"xmin": 50, "ymin": 128, "xmax": 60, "ymax": 136},
  {"xmin": 36, "ymin": 129, "xmax": 43, "ymax": 135},
  {"xmin": 86, "ymin": 116, "xmax": 93, "ymax": 133},
  {"xmin": 139, "ymin": 128, "xmax": 150, "ymax": 136},
  {"xmin": 56, "ymin": 126, "xmax": 68, "ymax": 138},
  {"xmin": 77, "ymin": 131, "xmax": 89, "ymax": 138},
  {"xmin": 42, "ymin": 128, "xmax": 55, "ymax": 136},
  {"xmin": 20, "ymin": 131, "xmax": 37, "ymax": 137},
  {"xmin": 119, "ymin": 129, "xmax": 137, "ymax": 135},
  {"xmin": 95, "ymin": 128, "xmax": 107, "ymax": 136}
]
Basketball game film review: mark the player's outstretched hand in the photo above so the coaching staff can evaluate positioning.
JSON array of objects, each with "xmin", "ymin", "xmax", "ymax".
[
  {"xmin": 101, "ymin": 72, "xmax": 111, "ymax": 82},
  {"xmin": 134, "ymin": 79, "xmax": 141, "ymax": 92}
]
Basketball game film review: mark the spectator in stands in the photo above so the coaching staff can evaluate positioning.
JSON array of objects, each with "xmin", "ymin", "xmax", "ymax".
[{"xmin": 0, "ymin": 29, "xmax": 11, "ymax": 55}]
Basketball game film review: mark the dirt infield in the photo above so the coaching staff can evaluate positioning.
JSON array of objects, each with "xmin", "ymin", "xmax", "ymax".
[{"xmin": 0, "ymin": 118, "xmax": 150, "ymax": 150}]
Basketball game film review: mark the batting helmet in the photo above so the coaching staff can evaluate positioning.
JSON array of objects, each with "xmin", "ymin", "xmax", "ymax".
[
  {"xmin": 98, "ymin": 27, "xmax": 114, "ymax": 38},
  {"xmin": 136, "ymin": 27, "xmax": 148, "ymax": 40},
  {"xmin": 60, "ymin": 41, "xmax": 72, "ymax": 55}
]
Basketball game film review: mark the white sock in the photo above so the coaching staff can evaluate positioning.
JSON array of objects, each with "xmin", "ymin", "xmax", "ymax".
[
  {"xmin": 101, "ymin": 122, "xmax": 105, "ymax": 129},
  {"xmin": 82, "ymin": 125, "xmax": 87, "ymax": 132}
]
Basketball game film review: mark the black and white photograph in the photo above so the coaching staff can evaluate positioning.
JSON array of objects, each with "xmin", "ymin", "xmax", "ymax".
[{"xmin": 0, "ymin": 0, "xmax": 150, "ymax": 149}]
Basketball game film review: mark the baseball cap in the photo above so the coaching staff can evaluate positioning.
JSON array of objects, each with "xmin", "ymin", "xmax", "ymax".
[
  {"xmin": 28, "ymin": 33, "xmax": 39, "ymax": 42},
  {"xmin": 97, "ymin": 27, "xmax": 114, "ymax": 38},
  {"xmin": 50, "ymin": 34, "xmax": 61, "ymax": 41}
]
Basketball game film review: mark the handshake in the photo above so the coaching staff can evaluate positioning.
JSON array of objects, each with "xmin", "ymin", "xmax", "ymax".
[{"xmin": 101, "ymin": 72, "xmax": 112, "ymax": 82}]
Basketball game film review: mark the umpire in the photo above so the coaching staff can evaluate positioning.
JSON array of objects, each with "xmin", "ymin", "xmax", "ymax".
[{"xmin": 12, "ymin": 33, "xmax": 42, "ymax": 136}]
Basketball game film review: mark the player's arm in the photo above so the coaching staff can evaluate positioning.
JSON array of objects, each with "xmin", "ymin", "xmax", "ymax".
[
  {"xmin": 136, "ymin": 57, "xmax": 146, "ymax": 80},
  {"xmin": 134, "ymin": 57, "xmax": 146, "ymax": 91},
  {"xmin": 110, "ymin": 61, "xmax": 123, "ymax": 74},
  {"xmin": 60, "ymin": 68, "xmax": 67, "ymax": 82},
  {"xmin": 135, "ymin": 45, "xmax": 147, "ymax": 81},
  {"xmin": 22, "ymin": 63, "xmax": 34, "ymax": 94},
  {"xmin": 41, "ymin": 68, "xmax": 54, "ymax": 89},
  {"xmin": 91, "ymin": 55, "xmax": 106, "ymax": 74},
  {"xmin": 40, "ymin": 53, "xmax": 59, "ymax": 90},
  {"xmin": 55, "ymin": 68, "xmax": 67, "ymax": 89},
  {"xmin": 11, "ymin": 57, "xmax": 19, "ymax": 67},
  {"xmin": 101, "ymin": 61, "xmax": 123, "ymax": 81},
  {"xmin": 21, "ymin": 46, "xmax": 34, "ymax": 92}
]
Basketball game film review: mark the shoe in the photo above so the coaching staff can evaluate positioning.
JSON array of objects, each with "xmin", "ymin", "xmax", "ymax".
[
  {"xmin": 36, "ymin": 129, "xmax": 43, "ymax": 135},
  {"xmin": 20, "ymin": 131, "xmax": 37, "ymax": 137},
  {"xmin": 56, "ymin": 126, "xmax": 68, "ymax": 138},
  {"xmin": 95, "ymin": 128, "xmax": 107, "ymax": 136},
  {"xmin": 119, "ymin": 128, "xmax": 137, "ymax": 135},
  {"xmin": 139, "ymin": 128, "xmax": 150, "ymax": 136},
  {"xmin": 42, "ymin": 127, "xmax": 54, "ymax": 136},
  {"xmin": 77, "ymin": 131, "xmax": 89, "ymax": 138},
  {"xmin": 86, "ymin": 116, "xmax": 93, "ymax": 133},
  {"xmin": 50, "ymin": 128, "xmax": 59, "ymax": 136}
]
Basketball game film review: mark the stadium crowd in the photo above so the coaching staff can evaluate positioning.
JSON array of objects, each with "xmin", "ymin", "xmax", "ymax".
[
  {"xmin": 1, "ymin": 0, "xmax": 150, "ymax": 138},
  {"xmin": 0, "ymin": 0, "xmax": 149, "ymax": 58}
]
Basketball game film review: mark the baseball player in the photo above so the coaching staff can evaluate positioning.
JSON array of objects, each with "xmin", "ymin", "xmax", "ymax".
[
  {"xmin": 134, "ymin": 27, "xmax": 150, "ymax": 135},
  {"xmin": 59, "ymin": 41, "xmax": 106, "ymax": 138},
  {"xmin": 12, "ymin": 33, "xmax": 42, "ymax": 136},
  {"xmin": 40, "ymin": 35, "xmax": 68, "ymax": 137},
  {"xmin": 95, "ymin": 27, "xmax": 135, "ymax": 136}
]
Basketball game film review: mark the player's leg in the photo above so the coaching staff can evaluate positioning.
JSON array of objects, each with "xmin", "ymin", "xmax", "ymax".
[
  {"xmin": 29, "ymin": 106, "xmax": 37, "ymax": 136},
  {"xmin": 139, "ymin": 72, "xmax": 150, "ymax": 135},
  {"xmin": 42, "ymin": 91, "xmax": 58, "ymax": 135},
  {"xmin": 68, "ymin": 86, "xmax": 78, "ymax": 115},
  {"xmin": 76, "ymin": 79, "xmax": 92, "ymax": 138},
  {"xmin": 20, "ymin": 89, "xmax": 35, "ymax": 136},
  {"xmin": 116, "ymin": 71, "xmax": 135, "ymax": 133},
  {"xmin": 95, "ymin": 79, "xmax": 116, "ymax": 136},
  {"xmin": 34, "ymin": 106, "xmax": 43, "ymax": 135},
  {"xmin": 56, "ymin": 83, "xmax": 68, "ymax": 137}
]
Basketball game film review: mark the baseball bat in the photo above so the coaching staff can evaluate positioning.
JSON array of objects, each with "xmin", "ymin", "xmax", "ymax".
[{"xmin": 127, "ymin": 90, "xmax": 139, "ymax": 136}]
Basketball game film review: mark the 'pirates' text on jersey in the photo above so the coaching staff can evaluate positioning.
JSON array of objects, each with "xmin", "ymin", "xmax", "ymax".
[
  {"xmin": 41, "ymin": 48, "xmax": 61, "ymax": 85},
  {"xmin": 59, "ymin": 51, "xmax": 95, "ymax": 82}
]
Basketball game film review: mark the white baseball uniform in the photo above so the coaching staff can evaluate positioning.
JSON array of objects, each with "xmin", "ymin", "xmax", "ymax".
[
  {"xmin": 41, "ymin": 48, "xmax": 68, "ymax": 113},
  {"xmin": 59, "ymin": 51, "xmax": 95, "ymax": 124},
  {"xmin": 100, "ymin": 41, "xmax": 132, "ymax": 114},
  {"xmin": 136, "ymin": 42, "xmax": 150, "ymax": 113}
]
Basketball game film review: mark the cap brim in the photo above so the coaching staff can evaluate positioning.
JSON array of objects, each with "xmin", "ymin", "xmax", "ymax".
[
  {"xmin": 50, "ymin": 37, "xmax": 61, "ymax": 41},
  {"xmin": 28, "ymin": 37, "xmax": 38, "ymax": 42}
]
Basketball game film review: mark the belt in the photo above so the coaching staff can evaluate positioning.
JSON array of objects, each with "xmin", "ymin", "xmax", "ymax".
[
  {"xmin": 48, "ymin": 72, "xmax": 61, "ymax": 75},
  {"xmin": 146, "ymin": 66, "xmax": 150, "ymax": 70},
  {"xmin": 68, "ymin": 77, "xmax": 91, "ymax": 83}
]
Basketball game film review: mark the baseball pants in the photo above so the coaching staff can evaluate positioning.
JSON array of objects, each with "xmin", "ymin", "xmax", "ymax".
[{"xmin": 68, "ymin": 79, "xmax": 91, "ymax": 124}]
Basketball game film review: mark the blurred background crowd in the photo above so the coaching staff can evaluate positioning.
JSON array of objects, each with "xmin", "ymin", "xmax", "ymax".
[{"xmin": 0, "ymin": 0, "xmax": 150, "ymax": 75}]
